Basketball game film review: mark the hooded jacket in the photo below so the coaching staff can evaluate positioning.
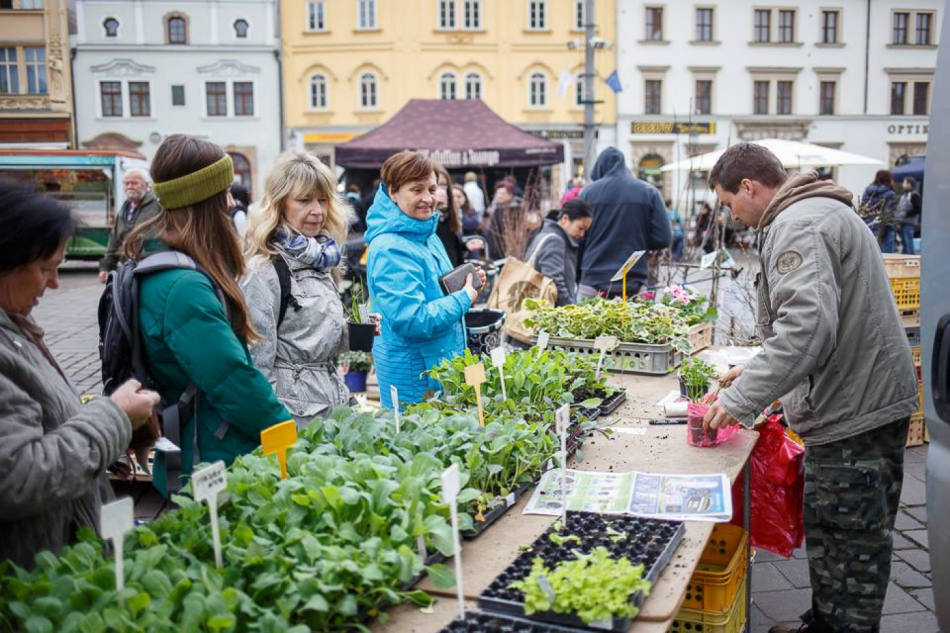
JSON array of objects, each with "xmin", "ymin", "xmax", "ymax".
[
  {"xmin": 578, "ymin": 148, "xmax": 671, "ymax": 290},
  {"xmin": 0, "ymin": 310, "xmax": 130, "ymax": 569},
  {"xmin": 365, "ymin": 185, "xmax": 472, "ymax": 409},
  {"xmin": 525, "ymin": 219, "xmax": 579, "ymax": 306},
  {"xmin": 719, "ymin": 172, "xmax": 919, "ymax": 445}
]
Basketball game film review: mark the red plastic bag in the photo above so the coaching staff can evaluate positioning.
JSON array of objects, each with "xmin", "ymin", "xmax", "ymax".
[
  {"xmin": 686, "ymin": 402, "xmax": 738, "ymax": 447},
  {"xmin": 730, "ymin": 415, "xmax": 805, "ymax": 557}
]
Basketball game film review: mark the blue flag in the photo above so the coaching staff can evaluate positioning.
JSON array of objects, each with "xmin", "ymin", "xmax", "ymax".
[{"xmin": 605, "ymin": 70, "xmax": 623, "ymax": 94}]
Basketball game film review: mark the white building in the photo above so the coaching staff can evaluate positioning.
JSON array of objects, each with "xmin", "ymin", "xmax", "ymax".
[
  {"xmin": 613, "ymin": 0, "xmax": 940, "ymax": 205},
  {"xmin": 71, "ymin": 0, "xmax": 282, "ymax": 197}
]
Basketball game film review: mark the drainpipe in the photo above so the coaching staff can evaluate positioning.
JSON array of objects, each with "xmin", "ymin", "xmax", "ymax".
[
  {"xmin": 274, "ymin": 0, "xmax": 286, "ymax": 151},
  {"xmin": 864, "ymin": 0, "xmax": 871, "ymax": 114},
  {"xmin": 70, "ymin": 47, "xmax": 79, "ymax": 148}
]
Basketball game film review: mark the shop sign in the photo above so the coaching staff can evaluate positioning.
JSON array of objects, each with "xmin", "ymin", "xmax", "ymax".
[
  {"xmin": 304, "ymin": 132, "xmax": 361, "ymax": 144},
  {"xmin": 886, "ymin": 123, "xmax": 929, "ymax": 135},
  {"xmin": 631, "ymin": 121, "xmax": 717, "ymax": 135},
  {"xmin": 416, "ymin": 149, "xmax": 502, "ymax": 167}
]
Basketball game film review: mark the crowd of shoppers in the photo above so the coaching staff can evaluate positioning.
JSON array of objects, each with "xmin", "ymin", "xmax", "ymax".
[{"xmin": 861, "ymin": 169, "xmax": 921, "ymax": 254}]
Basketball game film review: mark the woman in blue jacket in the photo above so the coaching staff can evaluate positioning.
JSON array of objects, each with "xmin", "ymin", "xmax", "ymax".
[{"xmin": 365, "ymin": 151, "xmax": 483, "ymax": 408}]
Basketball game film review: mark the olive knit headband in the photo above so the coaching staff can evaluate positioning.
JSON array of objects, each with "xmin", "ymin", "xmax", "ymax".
[{"xmin": 152, "ymin": 154, "xmax": 234, "ymax": 209}]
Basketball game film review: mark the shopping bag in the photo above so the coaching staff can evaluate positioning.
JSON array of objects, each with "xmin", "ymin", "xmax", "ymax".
[
  {"xmin": 487, "ymin": 235, "xmax": 558, "ymax": 343},
  {"xmin": 730, "ymin": 415, "xmax": 805, "ymax": 557},
  {"xmin": 686, "ymin": 402, "xmax": 739, "ymax": 447}
]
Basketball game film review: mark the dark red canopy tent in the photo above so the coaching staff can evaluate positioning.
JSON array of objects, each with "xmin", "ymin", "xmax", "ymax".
[{"xmin": 335, "ymin": 99, "xmax": 564, "ymax": 169}]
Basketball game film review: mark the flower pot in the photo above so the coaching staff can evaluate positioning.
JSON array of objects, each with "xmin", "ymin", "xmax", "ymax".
[
  {"xmin": 344, "ymin": 370, "xmax": 368, "ymax": 393},
  {"xmin": 465, "ymin": 309, "xmax": 506, "ymax": 355},
  {"xmin": 348, "ymin": 321, "xmax": 375, "ymax": 352}
]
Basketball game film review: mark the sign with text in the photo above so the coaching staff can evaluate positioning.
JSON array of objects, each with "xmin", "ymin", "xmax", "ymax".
[{"xmin": 631, "ymin": 121, "xmax": 717, "ymax": 135}]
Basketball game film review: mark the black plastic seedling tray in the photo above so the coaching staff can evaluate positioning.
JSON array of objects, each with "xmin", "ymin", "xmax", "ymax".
[
  {"xmin": 463, "ymin": 481, "xmax": 533, "ymax": 539},
  {"xmin": 403, "ymin": 550, "xmax": 449, "ymax": 590},
  {"xmin": 477, "ymin": 512, "xmax": 686, "ymax": 632},
  {"xmin": 599, "ymin": 390, "xmax": 628, "ymax": 416},
  {"xmin": 439, "ymin": 611, "xmax": 590, "ymax": 632}
]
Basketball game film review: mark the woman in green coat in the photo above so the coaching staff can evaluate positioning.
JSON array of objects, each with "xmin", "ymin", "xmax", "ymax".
[{"xmin": 124, "ymin": 135, "xmax": 291, "ymax": 496}]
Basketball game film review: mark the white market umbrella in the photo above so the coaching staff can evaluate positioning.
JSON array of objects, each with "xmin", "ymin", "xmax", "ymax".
[{"xmin": 660, "ymin": 138, "xmax": 884, "ymax": 172}]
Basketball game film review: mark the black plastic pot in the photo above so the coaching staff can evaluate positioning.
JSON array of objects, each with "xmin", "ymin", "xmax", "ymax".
[
  {"xmin": 465, "ymin": 309, "xmax": 506, "ymax": 355},
  {"xmin": 599, "ymin": 390, "xmax": 628, "ymax": 415},
  {"xmin": 440, "ymin": 612, "xmax": 576, "ymax": 632},
  {"xmin": 463, "ymin": 481, "xmax": 533, "ymax": 539},
  {"xmin": 478, "ymin": 512, "xmax": 685, "ymax": 631},
  {"xmin": 348, "ymin": 321, "xmax": 375, "ymax": 352}
]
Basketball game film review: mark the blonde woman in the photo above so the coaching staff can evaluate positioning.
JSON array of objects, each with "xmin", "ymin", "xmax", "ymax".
[{"xmin": 241, "ymin": 152, "xmax": 354, "ymax": 425}]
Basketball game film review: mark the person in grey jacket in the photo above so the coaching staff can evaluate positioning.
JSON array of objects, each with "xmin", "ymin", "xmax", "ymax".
[
  {"xmin": 0, "ymin": 183, "xmax": 158, "ymax": 569},
  {"xmin": 98, "ymin": 169, "xmax": 163, "ymax": 283},
  {"xmin": 702, "ymin": 144, "xmax": 919, "ymax": 633},
  {"xmin": 242, "ymin": 152, "xmax": 355, "ymax": 426},
  {"xmin": 525, "ymin": 199, "xmax": 592, "ymax": 306}
]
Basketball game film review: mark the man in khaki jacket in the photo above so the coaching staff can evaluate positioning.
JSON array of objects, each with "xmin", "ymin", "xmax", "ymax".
[
  {"xmin": 703, "ymin": 144, "xmax": 919, "ymax": 633},
  {"xmin": 98, "ymin": 169, "xmax": 162, "ymax": 283}
]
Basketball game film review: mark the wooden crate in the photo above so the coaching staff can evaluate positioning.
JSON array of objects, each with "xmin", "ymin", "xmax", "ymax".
[{"xmin": 689, "ymin": 322, "xmax": 714, "ymax": 354}]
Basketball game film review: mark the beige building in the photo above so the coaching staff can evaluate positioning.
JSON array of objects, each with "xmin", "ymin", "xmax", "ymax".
[
  {"xmin": 0, "ymin": 0, "xmax": 74, "ymax": 146},
  {"xmin": 282, "ymin": 0, "xmax": 617, "ymax": 175}
]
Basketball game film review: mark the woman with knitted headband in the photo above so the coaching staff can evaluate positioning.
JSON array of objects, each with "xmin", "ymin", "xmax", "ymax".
[
  {"xmin": 122, "ymin": 134, "xmax": 291, "ymax": 496},
  {"xmin": 241, "ymin": 152, "xmax": 355, "ymax": 425}
]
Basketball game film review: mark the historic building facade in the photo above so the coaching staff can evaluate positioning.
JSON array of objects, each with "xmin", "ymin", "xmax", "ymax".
[
  {"xmin": 281, "ymin": 0, "xmax": 617, "ymax": 183},
  {"xmin": 613, "ymin": 0, "xmax": 940, "ymax": 202},
  {"xmin": 0, "ymin": 0, "xmax": 75, "ymax": 147},
  {"xmin": 71, "ymin": 0, "xmax": 283, "ymax": 195}
]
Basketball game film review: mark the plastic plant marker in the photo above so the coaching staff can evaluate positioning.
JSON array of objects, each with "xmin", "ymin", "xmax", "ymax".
[
  {"xmin": 260, "ymin": 420, "xmax": 297, "ymax": 479},
  {"xmin": 556, "ymin": 404, "xmax": 570, "ymax": 522},
  {"xmin": 391, "ymin": 385, "xmax": 401, "ymax": 434},
  {"xmin": 441, "ymin": 463, "xmax": 465, "ymax": 619},
  {"xmin": 594, "ymin": 335, "xmax": 618, "ymax": 379},
  {"xmin": 100, "ymin": 497, "xmax": 134, "ymax": 595},
  {"xmin": 192, "ymin": 461, "xmax": 227, "ymax": 568},
  {"xmin": 490, "ymin": 347, "xmax": 508, "ymax": 401},
  {"xmin": 358, "ymin": 303, "xmax": 370, "ymax": 323},
  {"xmin": 417, "ymin": 535, "xmax": 427, "ymax": 560},
  {"xmin": 700, "ymin": 251, "xmax": 717, "ymax": 269},
  {"xmin": 609, "ymin": 250, "xmax": 646, "ymax": 282},
  {"xmin": 464, "ymin": 363, "xmax": 487, "ymax": 426},
  {"xmin": 536, "ymin": 331, "xmax": 550, "ymax": 355}
]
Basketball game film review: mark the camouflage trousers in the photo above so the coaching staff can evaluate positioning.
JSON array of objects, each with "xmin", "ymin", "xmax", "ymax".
[{"xmin": 802, "ymin": 418, "xmax": 909, "ymax": 633}]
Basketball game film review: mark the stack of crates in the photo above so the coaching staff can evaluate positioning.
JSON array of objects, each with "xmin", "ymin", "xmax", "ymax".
[
  {"xmin": 884, "ymin": 254, "xmax": 926, "ymax": 446},
  {"xmin": 669, "ymin": 524, "xmax": 750, "ymax": 633}
]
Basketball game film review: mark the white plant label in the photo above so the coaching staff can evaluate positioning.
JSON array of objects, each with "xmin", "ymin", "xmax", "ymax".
[
  {"xmin": 100, "ymin": 497, "xmax": 134, "ymax": 594},
  {"xmin": 700, "ymin": 251, "xmax": 717, "ymax": 270},
  {"xmin": 417, "ymin": 535, "xmax": 427, "ymax": 560},
  {"xmin": 390, "ymin": 385, "xmax": 401, "ymax": 434},
  {"xmin": 192, "ymin": 461, "xmax": 227, "ymax": 568},
  {"xmin": 610, "ymin": 250, "xmax": 646, "ymax": 282},
  {"xmin": 358, "ymin": 303, "xmax": 370, "ymax": 323},
  {"xmin": 440, "ymin": 463, "xmax": 465, "ymax": 619},
  {"xmin": 556, "ymin": 404, "xmax": 570, "ymax": 522},
  {"xmin": 594, "ymin": 335, "xmax": 618, "ymax": 379},
  {"xmin": 490, "ymin": 347, "xmax": 508, "ymax": 401},
  {"xmin": 536, "ymin": 331, "xmax": 550, "ymax": 354}
]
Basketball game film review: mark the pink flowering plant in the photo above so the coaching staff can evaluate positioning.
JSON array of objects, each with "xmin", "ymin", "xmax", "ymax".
[{"xmin": 651, "ymin": 285, "xmax": 717, "ymax": 326}]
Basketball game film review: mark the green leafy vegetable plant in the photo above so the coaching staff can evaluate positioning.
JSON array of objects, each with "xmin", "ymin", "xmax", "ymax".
[{"xmin": 678, "ymin": 356, "xmax": 717, "ymax": 403}]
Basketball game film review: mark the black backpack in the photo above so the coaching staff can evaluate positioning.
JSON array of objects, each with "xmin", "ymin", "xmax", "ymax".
[
  {"xmin": 273, "ymin": 255, "xmax": 302, "ymax": 326},
  {"xmin": 98, "ymin": 251, "xmax": 228, "ymax": 494}
]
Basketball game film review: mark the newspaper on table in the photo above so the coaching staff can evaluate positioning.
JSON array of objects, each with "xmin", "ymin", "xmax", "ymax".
[{"xmin": 525, "ymin": 468, "xmax": 732, "ymax": 522}]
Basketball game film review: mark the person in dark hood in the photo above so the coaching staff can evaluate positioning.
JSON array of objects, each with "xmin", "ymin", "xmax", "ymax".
[
  {"xmin": 860, "ymin": 170, "xmax": 897, "ymax": 252},
  {"xmin": 525, "ymin": 199, "xmax": 592, "ymax": 306},
  {"xmin": 577, "ymin": 147, "xmax": 671, "ymax": 298}
]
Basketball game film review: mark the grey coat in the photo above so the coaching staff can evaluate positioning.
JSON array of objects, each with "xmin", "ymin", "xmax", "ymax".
[
  {"xmin": 99, "ymin": 191, "xmax": 163, "ymax": 272},
  {"xmin": 242, "ymin": 254, "xmax": 349, "ymax": 426},
  {"xmin": 0, "ymin": 311, "xmax": 130, "ymax": 569},
  {"xmin": 719, "ymin": 173, "xmax": 919, "ymax": 445},
  {"xmin": 525, "ymin": 219, "xmax": 579, "ymax": 306}
]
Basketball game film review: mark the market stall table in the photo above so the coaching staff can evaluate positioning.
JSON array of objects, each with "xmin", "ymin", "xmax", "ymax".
[{"xmin": 375, "ymin": 369, "xmax": 758, "ymax": 632}]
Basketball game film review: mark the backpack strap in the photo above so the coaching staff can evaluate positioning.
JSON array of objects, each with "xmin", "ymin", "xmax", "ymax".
[{"xmin": 273, "ymin": 255, "xmax": 301, "ymax": 327}]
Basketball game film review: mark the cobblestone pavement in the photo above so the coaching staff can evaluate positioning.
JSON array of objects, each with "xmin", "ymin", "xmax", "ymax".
[{"xmin": 37, "ymin": 267, "xmax": 938, "ymax": 631}]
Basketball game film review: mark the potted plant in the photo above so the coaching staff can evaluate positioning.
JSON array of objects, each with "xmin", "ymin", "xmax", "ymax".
[
  {"xmin": 346, "ymin": 282, "xmax": 375, "ymax": 352},
  {"xmin": 678, "ymin": 356, "xmax": 716, "ymax": 402},
  {"xmin": 341, "ymin": 351, "xmax": 373, "ymax": 393}
]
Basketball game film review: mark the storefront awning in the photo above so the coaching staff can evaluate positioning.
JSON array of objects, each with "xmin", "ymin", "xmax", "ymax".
[{"xmin": 335, "ymin": 99, "xmax": 565, "ymax": 169}]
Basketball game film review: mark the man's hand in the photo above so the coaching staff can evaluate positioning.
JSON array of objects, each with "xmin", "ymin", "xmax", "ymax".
[
  {"xmin": 98, "ymin": 270, "xmax": 109, "ymax": 284},
  {"xmin": 703, "ymin": 400, "xmax": 741, "ymax": 434},
  {"xmin": 719, "ymin": 364, "xmax": 745, "ymax": 389}
]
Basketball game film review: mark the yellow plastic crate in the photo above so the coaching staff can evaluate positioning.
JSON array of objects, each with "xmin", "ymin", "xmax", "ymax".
[
  {"xmin": 889, "ymin": 277, "xmax": 921, "ymax": 311},
  {"xmin": 681, "ymin": 524, "xmax": 749, "ymax": 613},
  {"xmin": 670, "ymin": 579, "xmax": 748, "ymax": 633},
  {"xmin": 883, "ymin": 254, "xmax": 921, "ymax": 278}
]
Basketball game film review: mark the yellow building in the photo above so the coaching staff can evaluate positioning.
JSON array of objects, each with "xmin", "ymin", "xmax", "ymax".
[
  {"xmin": 0, "ymin": 0, "xmax": 74, "ymax": 146},
  {"xmin": 281, "ymin": 0, "xmax": 616, "ymax": 175}
]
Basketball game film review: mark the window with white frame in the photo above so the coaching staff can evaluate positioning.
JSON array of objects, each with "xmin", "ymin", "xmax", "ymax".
[
  {"xmin": 234, "ymin": 19, "xmax": 249, "ymax": 38},
  {"xmin": 529, "ymin": 72, "xmax": 547, "ymax": 107},
  {"xmin": 753, "ymin": 80, "xmax": 769, "ymax": 114},
  {"xmin": 819, "ymin": 81, "xmax": 836, "ymax": 115},
  {"xmin": 695, "ymin": 79, "xmax": 712, "ymax": 115},
  {"xmin": 97, "ymin": 79, "xmax": 153, "ymax": 118},
  {"xmin": 574, "ymin": 0, "xmax": 585, "ymax": 30},
  {"xmin": 777, "ymin": 10, "xmax": 795, "ymax": 43},
  {"xmin": 24, "ymin": 47, "xmax": 46, "ymax": 94},
  {"xmin": 465, "ymin": 72, "xmax": 481, "ymax": 99},
  {"xmin": 776, "ymin": 80, "xmax": 793, "ymax": 114},
  {"xmin": 360, "ymin": 72, "xmax": 378, "ymax": 108},
  {"xmin": 310, "ymin": 74, "xmax": 328, "ymax": 109},
  {"xmin": 206, "ymin": 81, "xmax": 227, "ymax": 116},
  {"xmin": 358, "ymin": 0, "xmax": 377, "ymax": 29},
  {"xmin": 754, "ymin": 9, "xmax": 770, "ymax": 43},
  {"xmin": 695, "ymin": 7, "xmax": 713, "ymax": 42},
  {"xmin": 103, "ymin": 17, "xmax": 120, "ymax": 37},
  {"xmin": 821, "ymin": 10, "xmax": 839, "ymax": 44},
  {"xmin": 645, "ymin": 79, "xmax": 661, "ymax": 114},
  {"xmin": 893, "ymin": 12, "xmax": 910, "ymax": 44},
  {"xmin": 463, "ymin": 0, "xmax": 481, "ymax": 29},
  {"xmin": 575, "ymin": 74, "xmax": 586, "ymax": 107},
  {"xmin": 0, "ymin": 48, "xmax": 18, "ymax": 95},
  {"xmin": 916, "ymin": 12, "xmax": 934, "ymax": 45},
  {"xmin": 528, "ymin": 0, "xmax": 547, "ymax": 30},
  {"xmin": 440, "ymin": 72, "xmax": 457, "ymax": 100},
  {"xmin": 913, "ymin": 81, "xmax": 930, "ymax": 115},
  {"xmin": 890, "ymin": 81, "xmax": 907, "ymax": 114},
  {"xmin": 234, "ymin": 81, "xmax": 254, "ymax": 116},
  {"xmin": 439, "ymin": 0, "xmax": 456, "ymax": 29},
  {"xmin": 128, "ymin": 81, "xmax": 150, "ymax": 116},
  {"xmin": 308, "ymin": 0, "xmax": 326, "ymax": 30},
  {"xmin": 646, "ymin": 7, "xmax": 663, "ymax": 40},
  {"xmin": 167, "ymin": 15, "xmax": 187, "ymax": 44},
  {"xmin": 100, "ymin": 81, "xmax": 122, "ymax": 116}
]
